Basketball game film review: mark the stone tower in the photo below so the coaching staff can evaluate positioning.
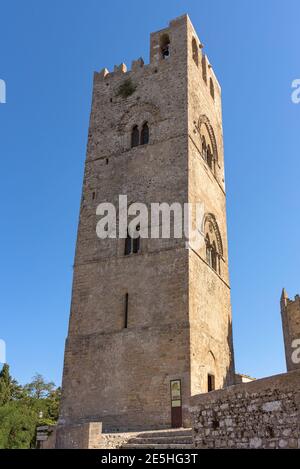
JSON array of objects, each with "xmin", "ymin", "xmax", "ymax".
[
  {"xmin": 57, "ymin": 15, "xmax": 235, "ymax": 446},
  {"xmin": 280, "ymin": 289, "xmax": 300, "ymax": 371}
]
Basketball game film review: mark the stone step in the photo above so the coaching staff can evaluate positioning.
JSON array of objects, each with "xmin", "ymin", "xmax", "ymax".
[
  {"xmin": 135, "ymin": 428, "xmax": 192, "ymax": 439},
  {"xmin": 127, "ymin": 436, "xmax": 193, "ymax": 445},
  {"xmin": 122, "ymin": 428, "xmax": 194, "ymax": 449},
  {"xmin": 124, "ymin": 443, "xmax": 195, "ymax": 449}
]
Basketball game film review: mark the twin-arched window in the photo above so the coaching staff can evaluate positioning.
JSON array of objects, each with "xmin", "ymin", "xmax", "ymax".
[
  {"xmin": 204, "ymin": 214, "xmax": 223, "ymax": 274},
  {"xmin": 199, "ymin": 116, "xmax": 218, "ymax": 175},
  {"xmin": 131, "ymin": 122, "xmax": 149, "ymax": 148}
]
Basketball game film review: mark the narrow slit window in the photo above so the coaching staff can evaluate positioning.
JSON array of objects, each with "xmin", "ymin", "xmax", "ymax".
[
  {"xmin": 124, "ymin": 293, "xmax": 128, "ymax": 328},
  {"xmin": 209, "ymin": 77, "xmax": 215, "ymax": 100},
  {"xmin": 202, "ymin": 56, "xmax": 207, "ymax": 83}
]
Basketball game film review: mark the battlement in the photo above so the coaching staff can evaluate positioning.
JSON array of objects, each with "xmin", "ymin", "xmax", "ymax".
[
  {"xmin": 280, "ymin": 288, "xmax": 300, "ymax": 309},
  {"xmin": 93, "ymin": 14, "xmax": 220, "ymax": 100},
  {"xmin": 287, "ymin": 294, "xmax": 300, "ymax": 305}
]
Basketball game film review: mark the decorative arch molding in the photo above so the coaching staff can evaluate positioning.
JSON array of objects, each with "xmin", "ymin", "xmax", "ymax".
[
  {"xmin": 197, "ymin": 114, "xmax": 218, "ymax": 162},
  {"xmin": 202, "ymin": 212, "xmax": 223, "ymax": 257},
  {"xmin": 118, "ymin": 101, "xmax": 161, "ymax": 133},
  {"xmin": 207, "ymin": 350, "xmax": 216, "ymax": 364}
]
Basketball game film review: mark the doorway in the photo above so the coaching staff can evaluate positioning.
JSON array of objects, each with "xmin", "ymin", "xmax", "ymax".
[{"xmin": 170, "ymin": 379, "xmax": 182, "ymax": 428}]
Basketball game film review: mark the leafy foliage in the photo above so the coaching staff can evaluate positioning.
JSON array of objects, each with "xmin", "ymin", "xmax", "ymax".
[
  {"xmin": 116, "ymin": 79, "xmax": 136, "ymax": 98},
  {"xmin": 0, "ymin": 364, "xmax": 24, "ymax": 405},
  {"xmin": 0, "ymin": 364, "xmax": 60, "ymax": 448},
  {"xmin": 0, "ymin": 402, "xmax": 37, "ymax": 449}
]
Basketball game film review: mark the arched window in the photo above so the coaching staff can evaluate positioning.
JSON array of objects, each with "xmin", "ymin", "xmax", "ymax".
[
  {"xmin": 160, "ymin": 34, "xmax": 170, "ymax": 59},
  {"xmin": 131, "ymin": 125, "xmax": 139, "ymax": 148},
  {"xmin": 192, "ymin": 38, "xmax": 198, "ymax": 66},
  {"xmin": 204, "ymin": 214, "xmax": 223, "ymax": 274},
  {"xmin": 140, "ymin": 122, "xmax": 149, "ymax": 145},
  {"xmin": 209, "ymin": 77, "xmax": 215, "ymax": 100},
  {"xmin": 199, "ymin": 116, "xmax": 218, "ymax": 175}
]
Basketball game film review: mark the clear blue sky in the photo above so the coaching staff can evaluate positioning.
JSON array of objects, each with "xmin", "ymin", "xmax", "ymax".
[{"xmin": 0, "ymin": 0, "xmax": 299, "ymax": 386}]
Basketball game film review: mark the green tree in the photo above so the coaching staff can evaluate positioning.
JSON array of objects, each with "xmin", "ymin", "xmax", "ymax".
[
  {"xmin": 0, "ymin": 364, "xmax": 11, "ymax": 405},
  {"xmin": 0, "ymin": 401, "xmax": 37, "ymax": 449},
  {"xmin": 24, "ymin": 373, "xmax": 55, "ymax": 400},
  {"xmin": 0, "ymin": 366, "xmax": 61, "ymax": 448},
  {"xmin": 0, "ymin": 364, "xmax": 23, "ymax": 405},
  {"xmin": 45, "ymin": 386, "xmax": 61, "ymax": 421}
]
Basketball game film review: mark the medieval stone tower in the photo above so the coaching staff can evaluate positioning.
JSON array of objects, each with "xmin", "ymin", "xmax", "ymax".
[
  {"xmin": 281, "ymin": 289, "xmax": 300, "ymax": 372},
  {"xmin": 57, "ymin": 15, "xmax": 235, "ymax": 446}
]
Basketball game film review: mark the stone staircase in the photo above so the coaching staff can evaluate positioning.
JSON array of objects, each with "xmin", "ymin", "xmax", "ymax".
[{"xmin": 122, "ymin": 428, "xmax": 194, "ymax": 449}]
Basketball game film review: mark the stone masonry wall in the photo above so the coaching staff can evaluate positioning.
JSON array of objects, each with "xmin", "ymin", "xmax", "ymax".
[
  {"xmin": 186, "ymin": 17, "xmax": 235, "ymax": 395},
  {"xmin": 55, "ymin": 422, "xmax": 137, "ymax": 449},
  {"xmin": 190, "ymin": 369, "xmax": 300, "ymax": 449}
]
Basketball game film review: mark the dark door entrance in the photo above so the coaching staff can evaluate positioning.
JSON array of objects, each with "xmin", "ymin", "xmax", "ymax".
[{"xmin": 170, "ymin": 379, "xmax": 182, "ymax": 428}]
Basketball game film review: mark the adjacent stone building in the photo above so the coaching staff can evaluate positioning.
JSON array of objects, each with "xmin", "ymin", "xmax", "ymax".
[
  {"xmin": 190, "ymin": 368, "xmax": 300, "ymax": 449},
  {"xmin": 189, "ymin": 293, "xmax": 300, "ymax": 449},
  {"xmin": 56, "ymin": 15, "xmax": 236, "ymax": 447}
]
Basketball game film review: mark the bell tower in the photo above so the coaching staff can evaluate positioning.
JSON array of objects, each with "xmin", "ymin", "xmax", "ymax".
[{"xmin": 56, "ymin": 15, "xmax": 235, "ymax": 447}]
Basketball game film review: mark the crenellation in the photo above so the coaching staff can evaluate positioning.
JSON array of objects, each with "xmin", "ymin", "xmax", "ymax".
[
  {"xmin": 113, "ymin": 63, "xmax": 127, "ymax": 74},
  {"xmin": 96, "ymin": 68, "xmax": 109, "ymax": 80},
  {"xmin": 131, "ymin": 57, "xmax": 144, "ymax": 71}
]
